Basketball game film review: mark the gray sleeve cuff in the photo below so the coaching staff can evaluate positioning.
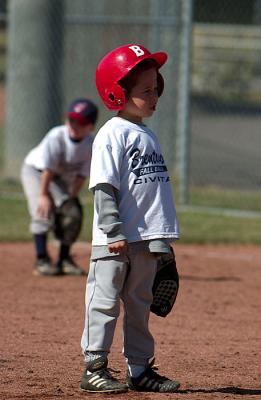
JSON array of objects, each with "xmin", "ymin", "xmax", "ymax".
[
  {"xmin": 107, "ymin": 231, "xmax": 127, "ymax": 243},
  {"xmin": 94, "ymin": 183, "xmax": 126, "ymax": 243}
]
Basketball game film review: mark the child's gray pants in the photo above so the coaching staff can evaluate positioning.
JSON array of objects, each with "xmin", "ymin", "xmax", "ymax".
[
  {"xmin": 21, "ymin": 163, "xmax": 69, "ymax": 234},
  {"xmin": 81, "ymin": 247, "xmax": 158, "ymax": 366}
]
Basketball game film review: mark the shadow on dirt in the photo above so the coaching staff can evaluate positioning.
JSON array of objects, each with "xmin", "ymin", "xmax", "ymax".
[
  {"xmin": 179, "ymin": 387, "xmax": 261, "ymax": 395},
  {"xmin": 180, "ymin": 275, "xmax": 241, "ymax": 282}
]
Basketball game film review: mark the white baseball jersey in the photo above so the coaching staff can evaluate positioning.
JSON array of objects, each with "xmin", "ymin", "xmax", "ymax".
[
  {"xmin": 25, "ymin": 125, "xmax": 93, "ymax": 185},
  {"xmin": 89, "ymin": 117, "xmax": 179, "ymax": 245}
]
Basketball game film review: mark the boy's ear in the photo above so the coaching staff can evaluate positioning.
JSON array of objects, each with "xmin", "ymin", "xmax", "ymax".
[{"xmin": 157, "ymin": 73, "xmax": 164, "ymax": 97}]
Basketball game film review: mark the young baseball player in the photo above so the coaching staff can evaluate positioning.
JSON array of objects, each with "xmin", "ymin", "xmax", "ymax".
[
  {"xmin": 80, "ymin": 44, "xmax": 180, "ymax": 393},
  {"xmin": 21, "ymin": 98, "xmax": 98, "ymax": 276}
]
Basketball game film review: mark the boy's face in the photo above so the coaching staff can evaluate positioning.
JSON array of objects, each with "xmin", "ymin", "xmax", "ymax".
[
  {"xmin": 67, "ymin": 119, "xmax": 94, "ymax": 141},
  {"xmin": 120, "ymin": 67, "xmax": 159, "ymax": 123}
]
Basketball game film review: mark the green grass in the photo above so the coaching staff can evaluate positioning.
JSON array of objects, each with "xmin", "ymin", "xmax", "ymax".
[
  {"xmin": 188, "ymin": 185, "xmax": 261, "ymax": 212},
  {"xmin": 177, "ymin": 209, "xmax": 261, "ymax": 244},
  {"xmin": 0, "ymin": 196, "xmax": 31, "ymax": 241},
  {"xmin": 177, "ymin": 185, "xmax": 261, "ymax": 244},
  {"xmin": 0, "ymin": 28, "xmax": 6, "ymax": 48},
  {"xmin": 1, "ymin": 179, "xmax": 261, "ymax": 244}
]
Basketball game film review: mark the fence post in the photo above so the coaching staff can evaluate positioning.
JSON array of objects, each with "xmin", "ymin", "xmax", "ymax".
[
  {"xmin": 175, "ymin": 0, "xmax": 193, "ymax": 205},
  {"xmin": 5, "ymin": 0, "xmax": 64, "ymax": 179}
]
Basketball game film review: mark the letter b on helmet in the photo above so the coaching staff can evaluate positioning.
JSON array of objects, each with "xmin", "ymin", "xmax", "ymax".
[{"xmin": 128, "ymin": 45, "xmax": 145, "ymax": 57}]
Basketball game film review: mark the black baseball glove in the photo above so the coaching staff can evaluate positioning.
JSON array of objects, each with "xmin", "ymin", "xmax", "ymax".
[
  {"xmin": 53, "ymin": 197, "xmax": 83, "ymax": 245},
  {"xmin": 150, "ymin": 247, "xmax": 179, "ymax": 317}
]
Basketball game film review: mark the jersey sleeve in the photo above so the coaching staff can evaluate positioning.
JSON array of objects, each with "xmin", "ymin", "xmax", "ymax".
[
  {"xmin": 41, "ymin": 131, "xmax": 63, "ymax": 171},
  {"xmin": 89, "ymin": 130, "xmax": 123, "ymax": 190}
]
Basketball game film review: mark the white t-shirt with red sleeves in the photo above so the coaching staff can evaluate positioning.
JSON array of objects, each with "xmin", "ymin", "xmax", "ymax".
[
  {"xmin": 25, "ymin": 125, "xmax": 93, "ymax": 186},
  {"xmin": 89, "ymin": 117, "xmax": 180, "ymax": 245}
]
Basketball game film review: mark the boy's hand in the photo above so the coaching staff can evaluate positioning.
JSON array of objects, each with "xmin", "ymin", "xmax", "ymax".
[
  {"xmin": 37, "ymin": 194, "xmax": 52, "ymax": 218},
  {"xmin": 108, "ymin": 240, "xmax": 128, "ymax": 254}
]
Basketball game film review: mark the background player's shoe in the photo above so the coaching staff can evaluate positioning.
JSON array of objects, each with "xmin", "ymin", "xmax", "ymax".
[
  {"xmin": 127, "ymin": 361, "xmax": 180, "ymax": 392},
  {"xmin": 33, "ymin": 256, "xmax": 61, "ymax": 276},
  {"xmin": 80, "ymin": 356, "xmax": 128, "ymax": 393},
  {"xmin": 58, "ymin": 256, "xmax": 86, "ymax": 275}
]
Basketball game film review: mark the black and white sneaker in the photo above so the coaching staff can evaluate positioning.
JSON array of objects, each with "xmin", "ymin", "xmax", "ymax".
[
  {"xmin": 127, "ymin": 360, "xmax": 180, "ymax": 392},
  {"xmin": 33, "ymin": 256, "xmax": 61, "ymax": 276},
  {"xmin": 59, "ymin": 256, "xmax": 86, "ymax": 276},
  {"xmin": 80, "ymin": 356, "xmax": 128, "ymax": 393}
]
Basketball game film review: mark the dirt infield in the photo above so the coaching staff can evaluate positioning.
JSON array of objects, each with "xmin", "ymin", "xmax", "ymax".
[{"xmin": 0, "ymin": 242, "xmax": 260, "ymax": 400}]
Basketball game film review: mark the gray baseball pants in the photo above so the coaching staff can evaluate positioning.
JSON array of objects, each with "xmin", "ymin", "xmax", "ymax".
[
  {"xmin": 81, "ymin": 247, "xmax": 158, "ymax": 366},
  {"xmin": 21, "ymin": 163, "xmax": 69, "ymax": 234}
]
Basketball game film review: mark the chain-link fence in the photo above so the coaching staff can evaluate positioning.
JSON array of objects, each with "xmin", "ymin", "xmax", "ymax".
[
  {"xmin": 191, "ymin": 19, "xmax": 261, "ymax": 189},
  {"xmin": 1, "ymin": 0, "xmax": 261, "ymax": 214},
  {"xmin": 190, "ymin": 1, "xmax": 261, "ymax": 214}
]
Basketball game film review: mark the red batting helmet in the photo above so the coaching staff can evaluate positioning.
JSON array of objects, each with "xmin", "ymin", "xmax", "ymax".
[{"xmin": 95, "ymin": 44, "xmax": 168, "ymax": 110}]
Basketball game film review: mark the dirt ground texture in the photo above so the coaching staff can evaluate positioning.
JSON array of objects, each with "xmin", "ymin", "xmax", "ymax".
[{"xmin": 0, "ymin": 242, "xmax": 260, "ymax": 400}]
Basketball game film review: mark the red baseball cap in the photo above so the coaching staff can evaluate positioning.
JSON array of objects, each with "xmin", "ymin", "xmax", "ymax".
[{"xmin": 67, "ymin": 98, "xmax": 98, "ymax": 125}]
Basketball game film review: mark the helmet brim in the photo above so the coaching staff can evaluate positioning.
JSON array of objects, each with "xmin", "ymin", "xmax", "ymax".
[{"xmin": 149, "ymin": 51, "xmax": 168, "ymax": 68}]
